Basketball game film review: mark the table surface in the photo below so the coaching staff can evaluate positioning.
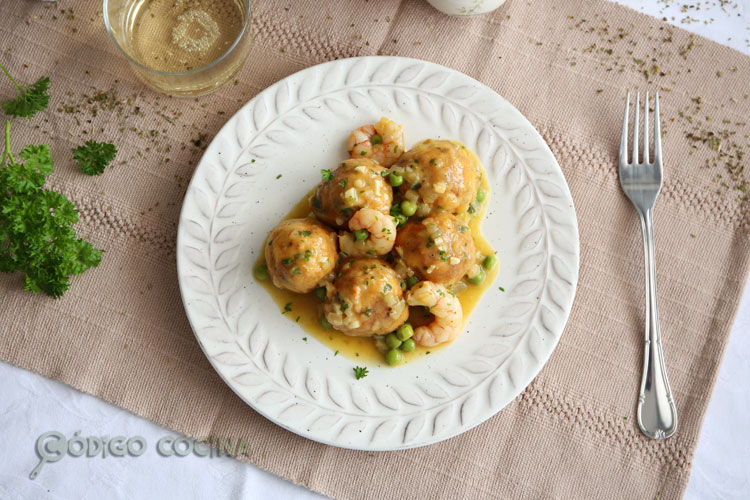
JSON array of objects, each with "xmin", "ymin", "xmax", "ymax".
[{"xmin": 1, "ymin": 1, "xmax": 748, "ymax": 499}]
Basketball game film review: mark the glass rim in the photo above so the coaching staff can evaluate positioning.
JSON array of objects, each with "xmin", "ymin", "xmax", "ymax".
[{"xmin": 102, "ymin": 0, "xmax": 252, "ymax": 78}]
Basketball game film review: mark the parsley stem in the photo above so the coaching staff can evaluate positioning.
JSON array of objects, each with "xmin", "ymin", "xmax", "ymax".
[
  {"xmin": 1, "ymin": 121, "xmax": 14, "ymax": 166},
  {"xmin": 0, "ymin": 62, "xmax": 21, "ymax": 92}
]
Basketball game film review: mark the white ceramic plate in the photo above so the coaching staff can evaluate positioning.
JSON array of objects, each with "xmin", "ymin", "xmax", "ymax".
[{"xmin": 177, "ymin": 56, "xmax": 579, "ymax": 450}]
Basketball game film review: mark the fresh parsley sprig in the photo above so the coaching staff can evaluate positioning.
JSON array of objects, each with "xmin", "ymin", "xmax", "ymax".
[
  {"xmin": 0, "ymin": 121, "xmax": 102, "ymax": 298},
  {"xmin": 73, "ymin": 140, "xmax": 117, "ymax": 176},
  {"xmin": 0, "ymin": 62, "xmax": 50, "ymax": 120}
]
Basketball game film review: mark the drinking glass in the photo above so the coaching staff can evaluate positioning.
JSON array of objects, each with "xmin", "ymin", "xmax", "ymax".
[{"xmin": 103, "ymin": 0, "xmax": 252, "ymax": 97}]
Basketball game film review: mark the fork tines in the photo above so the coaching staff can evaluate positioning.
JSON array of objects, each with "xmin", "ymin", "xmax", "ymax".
[{"xmin": 620, "ymin": 91, "xmax": 661, "ymax": 167}]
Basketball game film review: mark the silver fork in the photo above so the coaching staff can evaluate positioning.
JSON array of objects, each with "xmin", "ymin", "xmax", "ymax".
[{"xmin": 619, "ymin": 91, "xmax": 677, "ymax": 440}]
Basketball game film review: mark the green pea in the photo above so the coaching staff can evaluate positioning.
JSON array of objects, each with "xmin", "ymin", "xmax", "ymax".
[
  {"xmin": 476, "ymin": 188, "xmax": 486, "ymax": 203},
  {"xmin": 385, "ymin": 333, "xmax": 402, "ymax": 349},
  {"xmin": 388, "ymin": 173, "xmax": 404, "ymax": 187},
  {"xmin": 254, "ymin": 264, "xmax": 269, "ymax": 281},
  {"xmin": 385, "ymin": 348, "xmax": 403, "ymax": 365},
  {"xmin": 354, "ymin": 229, "xmax": 369, "ymax": 241},
  {"xmin": 396, "ymin": 323, "xmax": 414, "ymax": 340},
  {"xmin": 320, "ymin": 315, "xmax": 332, "ymax": 329},
  {"xmin": 469, "ymin": 267, "xmax": 486, "ymax": 285},
  {"xmin": 314, "ymin": 286, "xmax": 327, "ymax": 301},
  {"xmin": 400, "ymin": 338, "xmax": 416, "ymax": 352},
  {"xmin": 400, "ymin": 200, "xmax": 417, "ymax": 217},
  {"xmin": 394, "ymin": 214, "xmax": 408, "ymax": 227},
  {"xmin": 370, "ymin": 134, "xmax": 383, "ymax": 145},
  {"xmin": 482, "ymin": 255, "xmax": 497, "ymax": 270},
  {"xmin": 405, "ymin": 276, "xmax": 419, "ymax": 288}
]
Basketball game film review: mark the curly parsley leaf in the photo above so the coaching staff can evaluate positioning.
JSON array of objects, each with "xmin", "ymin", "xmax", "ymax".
[
  {"xmin": 353, "ymin": 366, "xmax": 368, "ymax": 380},
  {"xmin": 0, "ymin": 62, "xmax": 50, "ymax": 120},
  {"xmin": 0, "ymin": 122, "xmax": 102, "ymax": 298},
  {"xmin": 73, "ymin": 140, "xmax": 117, "ymax": 176}
]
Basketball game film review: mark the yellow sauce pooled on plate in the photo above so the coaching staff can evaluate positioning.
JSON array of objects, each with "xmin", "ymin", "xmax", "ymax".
[{"xmin": 255, "ymin": 155, "xmax": 498, "ymax": 366}]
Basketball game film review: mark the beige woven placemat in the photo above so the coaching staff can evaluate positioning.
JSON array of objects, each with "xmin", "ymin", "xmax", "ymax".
[{"xmin": 1, "ymin": 0, "xmax": 748, "ymax": 498}]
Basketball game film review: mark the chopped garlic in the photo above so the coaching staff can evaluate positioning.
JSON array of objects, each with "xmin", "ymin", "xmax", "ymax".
[
  {"xmin": 344, "ymin": 187, "xmax": 358, "ymax": 204},
  {"xmin": 467, "ymin": 264, "xmax": 481, "ymax": 278},
  {"xmin": 390, "ymin": 299, "xmax": 406, "ymax": 318},
  {"xmin": 384, "ymin": 293, "xmax": 398, "ymax": 307}
]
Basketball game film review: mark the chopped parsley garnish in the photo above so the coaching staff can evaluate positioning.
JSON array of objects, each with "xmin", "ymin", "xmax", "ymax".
[
  {"xmin": 458, "ymin": 225, "xmax": 468, "ymax": 233},
  {"xmin": 498, "ymin": 286, "xmax": 505, "ymax": 292},
  {"xmin": 299, "ymin": 230, "xmax": 312, "ymax": 237},
  {"xmin": 364, "ymin": 307, "xmax": 372, "ymax": 317},
  {"xmin": 282, "ymin": 302, "xmax": 292, "ymax": 314},
  {"xmin": 303, "ymin": 249, "xmax": 312, "ymax": 261},
  {"xmin": 339, "ymin": 179, "xmax": 348, "ymax": 189},
  {"xmin": 353, "ymin": 366, "xmax": 368, "ymax": 379},
  {"xmin": 281, "ymin": 258, "xmax": 294, "ymax": 265},
  {"xmin": 334, "ymin": 350, "xmax": 339, "ymax": 356},
  {"xmin": 382, "ymin": 283, "xmax": 392, "ymax": 294},
  {"xmin": 291, "ymin": 267, "xmax": 301, "ymax": 275},
  {"xmin": 276, "ymin": 174, "xmax": 282, "ymax": 179},
  {"xmin": 321, "ymin": 169, "xmax": 333, "ymax": 182}
]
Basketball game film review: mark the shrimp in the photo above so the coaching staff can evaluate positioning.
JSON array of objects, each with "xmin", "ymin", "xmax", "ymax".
[
  {"xmin": 339, "ymin": 208, "xmax": 397, "ymax": 256},
  {"xmin": 405, "ymin": 281, "xmax": 463, "ymax": 347},
  {"xmin": 347, "ymin": 117, "xmax": 405, "ymax": 167}
]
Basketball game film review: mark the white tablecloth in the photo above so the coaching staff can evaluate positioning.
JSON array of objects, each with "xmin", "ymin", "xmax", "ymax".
[{"xmin": 1, "ymin": 1, "xmax": 748, "ymax": 498}]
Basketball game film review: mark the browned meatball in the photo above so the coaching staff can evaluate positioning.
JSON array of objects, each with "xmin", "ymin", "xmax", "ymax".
[
  {"xmin": 324, "ymin": 257, "xmax": 408, "ymax": 336},
  {"xmin": 310, "ymin": 158, "xmax": 393, "ymax": 229},
  {"xmin": 393, "ymin": 212, "xmax": 476, "ymax": 285},
  {"xmin": 265, "ymin": 218, "xmax": 338, "ymax": 294},
  {"xmin": 390, "ymin": 139, "xmax": 480, "ymax": 216}
]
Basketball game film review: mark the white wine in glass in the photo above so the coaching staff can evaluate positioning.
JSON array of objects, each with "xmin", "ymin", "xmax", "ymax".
[{"xmin": 104, "ymin": 0, "xmax": 252, "ymax": 96}]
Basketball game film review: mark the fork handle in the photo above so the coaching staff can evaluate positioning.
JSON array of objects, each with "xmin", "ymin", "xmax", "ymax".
[{"xmin": 636, "ymin": 208, "xmax": 678, "ymax": 439}]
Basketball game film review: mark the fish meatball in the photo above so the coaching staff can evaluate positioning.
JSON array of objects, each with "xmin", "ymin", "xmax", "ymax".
[
  {"xmin": 394, "ymin": 212, "xmax": 476, "ymax": 285},
  {"xmin": 390, "ymin": 139, "xmax": 480, "ymax": 216},
  {"xmin": 324, "ymin": 258, "xmax": 408, "ymax": 336},
  {"xmin": 264, "ymin": 218, "xmax": 338, "ymax": 294},
  {"xmin": 311, "ymin": 158, "xmax": 393, "ymax": 229}
]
